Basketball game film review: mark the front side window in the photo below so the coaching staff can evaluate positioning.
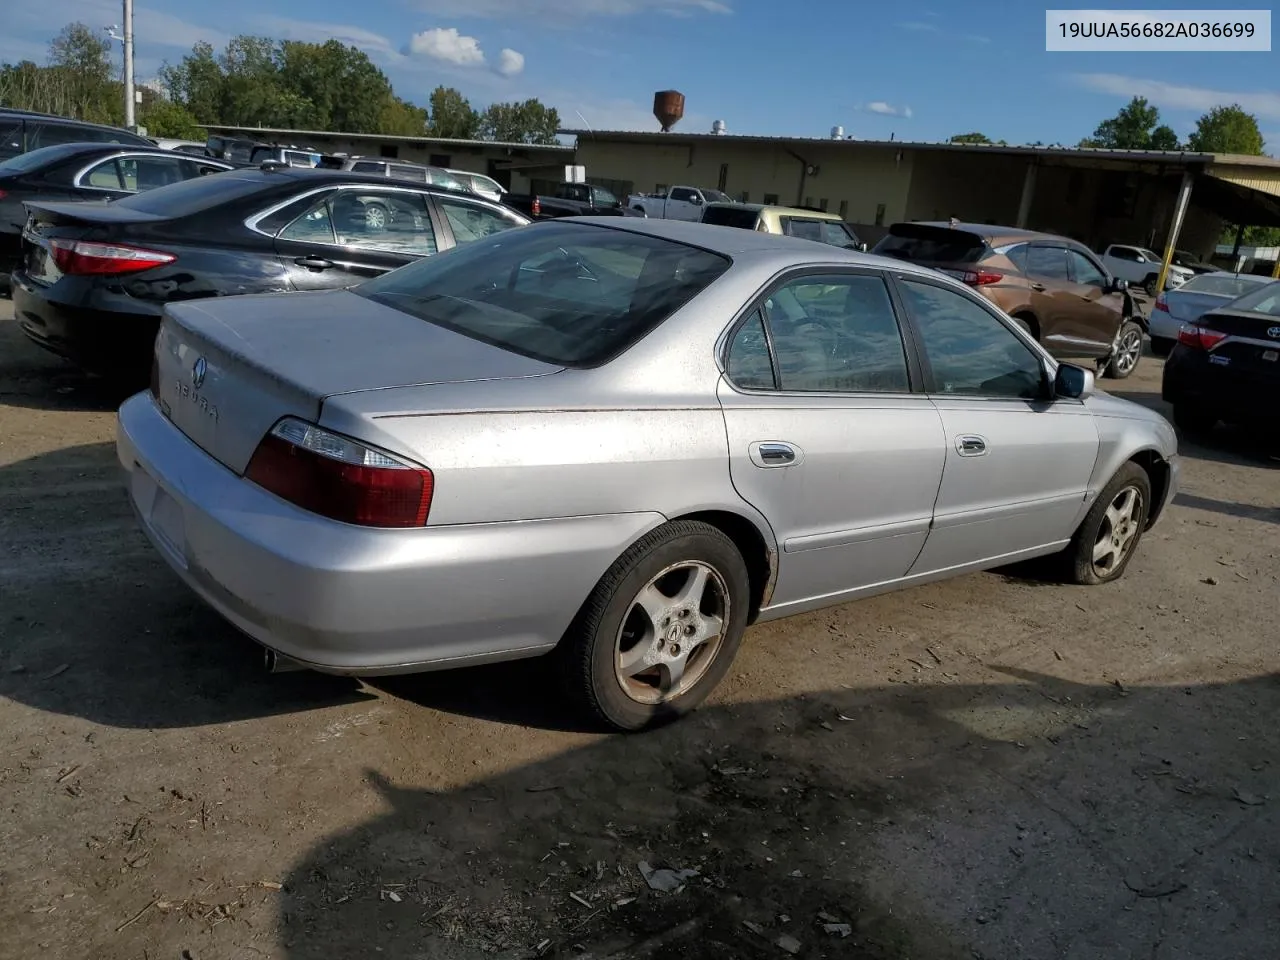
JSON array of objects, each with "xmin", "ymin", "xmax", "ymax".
[
  {"xmin": 356, "ymin": 220, "xmax": 730, "ymax": 367},
  {"xmin": 280, "ymin": 190, "xmax": 438, "ymax": 256},
  {"xmin": 669, "ymin": 187, "xmax": 697, "ymax": 203},
  {"xmin": 900, "ymin": 279, "xmax": 1045, "ymax": 399},
  {"xmin": 1025, "ymin": 244, "xmax": 1070, "ymax": 281},
  {"xmin": 436, "ymin": 196, "xmax": 523, "ymax": 245},
  {"xmin": 762, "ymin": 274, "xmax": 910, "ymax": 393},
  {"xmin": 1067, "ymin": 249, "xmax": 1106, "ymax": 287}
]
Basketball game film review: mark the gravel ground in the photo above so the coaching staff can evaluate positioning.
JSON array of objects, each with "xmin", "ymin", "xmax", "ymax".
[{"xmin": 1, "ymin": 298, "xmax": 1277, "ymax": 960}]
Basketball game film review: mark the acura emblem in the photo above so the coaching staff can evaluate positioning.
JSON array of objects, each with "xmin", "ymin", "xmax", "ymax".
[
  {"xmin": 1268, "ymin": 326, "xmax": 1280, "ymax": 339},
  {"xmin": 191, "ymin": 356, "xmax": 207, "ymax": 389}
]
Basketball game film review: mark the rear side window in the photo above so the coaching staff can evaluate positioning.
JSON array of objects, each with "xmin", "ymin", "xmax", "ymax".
[
  {"xmin": 29, "ymin": 121, "xmax": 137, "ymax": 149},
  {"xmin": 351, "ymin": 160, "xmax": 385, "ymax": 173},
  {"xmin": 391, "ymin": 164, "xmax": 427, "ymax": 182},
  {"xmin": 1025, "ymin": 245, "xmax": 1070, "ymax": 280},
  {"xmin": 356, "ymin": 220, "xmax": 730, "ymax": 367},
  {"xmin": 0, "ymin": 117, "xmax": 27, "ymax": 159},
  {"xmin": 702, "ymin": 206, "xmax": 760, "ymax": 229},
  {"xmin": 874, "ymin": 225, "xmax": 988, "ymax": 264}
]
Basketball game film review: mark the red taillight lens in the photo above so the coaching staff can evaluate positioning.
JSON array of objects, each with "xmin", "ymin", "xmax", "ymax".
[
  {"xmin": 1153, "ymin": 294, "xmax": 1168, "ymax": 312},
  {"xmin": 1177, "ymin": 326, "xmax": 1227, "ymax": 350},
  {"xmin": 49, "ymin": 239, "xmax": 175, "ymax": 276},
  {"xmin": 961, "ymin": 269, "xmax": 1003, "ymax": 286},
  {"xmin": 245, "ymin": 418, "xmax": 433, "ymax": 528},
  {"xmin": 530, "ymin": 197, "xmax": 541, "ymax": 216}
]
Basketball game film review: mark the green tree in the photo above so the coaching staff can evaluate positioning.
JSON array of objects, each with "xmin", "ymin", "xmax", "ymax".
[
  {"xmin": 158, "ymin": 41, "xmax": 224, "ymax": 123},
  {"xmin": 277, "ymin": 40, "xmax": 400, "ymax": 133},
  {"xmin": 1079, "ymin": 96, "xmax": 1179, "ymax": 150},
  {"xmin": 1187, "ymin": 104, "xmax": 1265, "ymax": 155},
  {"xmin": 479, "ymin": 98, "xmax": 560, "ymax": 145},
  {"xmin": 140, "ymin": 99, "xmax": 203, "ymax": 139},
  {"xmin": 949, "ymin": 132, "xmax": 992, "ymax": 144},
  {"xmin": 46, "ymin": 22, "xmax": 120, "ymax": 123},
  {"xmin": 427, "ymin": 86, "xmax": 479, "ymax": 140}
]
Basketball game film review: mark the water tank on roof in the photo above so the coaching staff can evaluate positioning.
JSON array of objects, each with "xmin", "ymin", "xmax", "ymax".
[
  {"xmin": 654, "ymin": 90, "xmax": 685, "ymax": 132},
  {"xmin": 831, "ymin": 125, "xmax": 844, "ymax": 140},
  {"xmin": 711, "ymin": 119, "xmax": 726, "ymax": 135}
]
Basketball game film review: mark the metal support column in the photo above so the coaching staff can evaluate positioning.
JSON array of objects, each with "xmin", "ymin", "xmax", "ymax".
[
  {"xmin": 1155, "ymin": 170, "xmax": 1194, "ymax": 294},
  {"xmin": 1016, "ymin": 162, "xmax": 1037, "ymax": 229},
  {"xmin": 123, "ymin": 0, "xmax": 136, "ymax": 130}
]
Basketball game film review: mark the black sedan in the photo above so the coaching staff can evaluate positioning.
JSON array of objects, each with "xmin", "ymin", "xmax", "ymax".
[
  {"xmin": 10, "ymin": 166, "xmax": 531, "ymax": 380},
  {"xmin": 0, "ymin": 142, "xmax": 234, "ymax": 282},
  {"xmin": 1162, "ymin": 279, "xmax": 1280, "ymax": 439}
]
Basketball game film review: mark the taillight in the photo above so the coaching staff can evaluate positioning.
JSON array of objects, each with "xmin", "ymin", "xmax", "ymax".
[
  {"xmin": 1177, "ymin": 325, "xmax": 1227, "ymax": 350},
  {"xmin": 530, "ymin": 197, "xmax": 541, "ymax": 216},
  {"xmin": 960, "ymin": 269, "xmax": 1003, "ymax": 286},
  {"xmin": 49, "ymin": 239, "xmax": 175, "ymax": 276},
  {"xmin": 244, "ymin": 418, "xmax": 433, "ymax": 528},
  {"xmin": 1153, "ymin": 294, "xmax": 1168, "ymax": 312},
  {"xmin": 0, "ymin": 189, "xmax": 7, "ymax": 201}
]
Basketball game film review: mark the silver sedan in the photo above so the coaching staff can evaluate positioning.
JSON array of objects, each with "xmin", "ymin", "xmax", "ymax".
[{"xmin": 117, "ymin": 218, "xmax": 1180, "ymax": 730}]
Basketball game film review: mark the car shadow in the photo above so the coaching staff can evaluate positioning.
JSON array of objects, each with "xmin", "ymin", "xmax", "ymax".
[
  {"xmin": 0, "ymin": 442, "xmax": 373, "ymax": 728},
  {"xmin": 261, "ymin": 672, "xmax": 1280, "ymax": 960},
  {"xmin": 1102, "ymin": 389, "xmax": 1279, "ymax": 469}
]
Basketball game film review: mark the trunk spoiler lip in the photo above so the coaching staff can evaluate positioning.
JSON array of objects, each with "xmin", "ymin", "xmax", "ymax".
[{"xmin": 22, "ymin": 198, "xmax": 170, "ymax": 225}]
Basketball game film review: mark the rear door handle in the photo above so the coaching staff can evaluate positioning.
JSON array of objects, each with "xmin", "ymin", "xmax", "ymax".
[
  {"xmin": 750, "ymin": 441, "xmax": 801, "ymax": 468},
  {"xmin": 295, "ymin": 257, "xmax": 335, "ymax": 270},
  {"xmin": 956, "ymin": 435, "xmax": 988, "ymax": 457},
  {"xmin": 1030, "ymin": 282, "xmax": 1046, "ymax": 292}
]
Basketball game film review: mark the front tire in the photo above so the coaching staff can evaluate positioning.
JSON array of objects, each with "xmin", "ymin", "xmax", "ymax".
[
  {"xmin": 559, "ymin": 520, "xmax": 750, "ymax": 732},
  {"xmin": 1064, "ymin": 463, "xmax": 1151, "ymax": 585},
  {"xmin": 1103, "ymin": 321, "xmax": 1144, "ymax": 379}
]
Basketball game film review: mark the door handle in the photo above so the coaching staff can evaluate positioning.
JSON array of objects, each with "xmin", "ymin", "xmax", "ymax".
[
  {"xmin": 751, "ymin": 441, "xmax": 800, "ymax": 468},
  {"xmin": 956, "ymin": 435, "xmax": 988, "ymax": 457},
  {"xmin": 294, "ymin": 256, "xmax": 335, "ymax": 270},
  {"xmin": 1030, "ymin": 282, "xmax": 1046, "ymax": 292}
]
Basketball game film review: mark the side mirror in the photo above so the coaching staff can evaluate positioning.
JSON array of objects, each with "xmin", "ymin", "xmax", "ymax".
[
  {"xmin": 1053, "ymin": 362, "xmax": 1094, "ymax": 400},
  {"xmin": 858, "ymin": 241, "xmax": 868, "ymax": 252},
  {"xmin": 1107, "ymin": 277, "xmax": 1128, "ymax": 293},
  {"xmin": 691, "ymin": 195, "xmax": 703, "ymax": 205}
]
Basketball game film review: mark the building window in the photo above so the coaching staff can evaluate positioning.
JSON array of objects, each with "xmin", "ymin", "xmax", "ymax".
[
  {"xmin": 804, "ymin": 196, "xmax": 814, "ymax": 208},
  {"xmin": 763, "ymin": 193, "xmax": 779, "ymax": 205},
  {"xmin": 718, "ymin": 163, "xmax": 729, "ymax": 192},
  {"xmin": 874, "ymin": 203, "xmax": 886, "ymax": 226},
  {"xmin": 379, "ymin": 144, "xmax": 399, "ymax": 159},
  {"xmin": 655, "ymin": 183, "xmax": 668, "ymax": 193},
  {"xmin": 838, "ymin": 200, "xmax": 849, "ymax": 219},
  {"xmin": 818, "ymin": 198, "xmax": 829, "ymax": 211},
  {"xmin": 430, "ymin": 154, "xmax": 452, "ymax": 167}
]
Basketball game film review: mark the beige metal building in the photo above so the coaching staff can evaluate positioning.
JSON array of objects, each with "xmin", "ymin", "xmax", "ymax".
[
  {"xmin": 201, "ymin": 124, "xmax": 575, "ymax": 192},
  {"xmin": 565, "ymin": 130, "xmax": 1280, "ymax": 260}
]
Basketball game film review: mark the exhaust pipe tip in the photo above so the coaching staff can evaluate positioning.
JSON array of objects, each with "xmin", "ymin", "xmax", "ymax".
[{"xmin": 264, "ymin": 647, "xmax": 308, "ymax": 674}]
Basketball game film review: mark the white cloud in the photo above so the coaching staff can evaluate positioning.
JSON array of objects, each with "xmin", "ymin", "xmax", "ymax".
[
  {"xmin": 255, "ymin": 16, "xmax": 401, "ymax": 60},
  {"xmin": 1071, "ymin": 73, "xmax": 1280, "ymax": 121},
  {"xmin": 406, "ymin": 0, "xmax": 729, "ymax": 19},
  {"xmin": 408, "ymin": 27, "xmax": 487, "ymax": 67},
  {"xmin": 898, "ymin": 20, "xmax": 939, "ymax": 32},
  {"xmin": 864, "ymin": 101, "xmax": 913, "ymax": 119},
  {"xmin": 497, "ymin": 48, "xmax": 525, "ymax": 76}
]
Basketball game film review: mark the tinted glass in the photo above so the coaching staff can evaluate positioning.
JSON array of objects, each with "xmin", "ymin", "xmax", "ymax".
[
  {"xmin": 764, "ymin": 274, "xmax": 910, "ymax": 393},
  {"xmin": 1109, "ymin": 247, "xmax": 1139, "ymax": 261},
  {"xmin": 1001, "ymin": 242, "xmax": 1029, "ymax": 272},
  {"xmin": 113, "ymin": 172, "xmax": 269, "ymax": 216},
  {"xmin": 1223, "ymin": 280, "xmax": 1280, "ymax": 317},
  {"xmin": 283, "ymin": 191, "xmax": 438, "ymax": 256},
  {"xmin": 900, "ymin": 279, "xmax": 1044, "ymax": 399},
  {"xmin": 118, "ymin": 155, "xmax": 187, "ymax": 191},
  {"xmin": 351, "ymin": 160, "xmax": 384, "ymax": 173},
  {"xmin": 29, "ymin": 122, "xmax": 134, "ymax": 149},
  {"xmin": 820, "ymin": 221, "xmax": 858, "ymax": 248},
  {"xmin": 356, "ymin": 221, "xmax": 730, "ymax": 367},
  {"xmin": 670, "ymin": 187, "xmax": 697, "ymax": 202},
  {"xmin": 703, "ymin": 190, "xmax": 731, "ymax": 203},
  {"xmin": 390, "ymin": 164, "xmax": 427, "ymax": 182},
  {"xmin": 1179, "ymin": 273, "xmax": 1269, "ymax": 298},
  {"xmin": 702, "ymin": 206, "xmax": 760, "ymax": 229},
  {"xmin": 592, "ymin": 186, "xmax": 619, "ymax": 206},
  {"xmin": 725, "ymin": 310, "xmax": 776, "ymax": 390},
  {"xmin": 1067, "ymin": 250, "xmax": 1106, "ymax": 287},
  {"xmin": 83, "ymin": 159, "xmax": 123, "ymax": 189},
  {"xmin": 1026, "ymin": 245, "xmax": 1070, "ymax": 280},
  {"xmin": 0, "ymin": 117, "xmax": 22, "ymax": 158},
  {"xmin": 783, "ymin": 218, "xmax": 823, "ymax": 242},
  {"xmin": 874, "ymin": 225, "xmax": 987, "ymax": 264},
  {"xmin": 0, "ymin": 143, "xmax": 90, "ymax": 173},
  {"xmin": 436, "ymin": 196, "xmax": 522, "ymax": 245}
]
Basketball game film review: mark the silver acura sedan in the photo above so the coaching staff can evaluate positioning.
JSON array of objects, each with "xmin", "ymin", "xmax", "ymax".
[{"xmin": 117, "ymin": 218, "xmax": 1180, "ymax": 730}]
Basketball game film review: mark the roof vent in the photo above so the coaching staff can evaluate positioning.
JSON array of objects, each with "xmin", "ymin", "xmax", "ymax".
[
  {"xmin": 711, "ymin": 119, "xmax": 726, "ymax": 135},
  {"xmin": 831, "ymin": 125, "xmax": 844, "ymax": 140}
]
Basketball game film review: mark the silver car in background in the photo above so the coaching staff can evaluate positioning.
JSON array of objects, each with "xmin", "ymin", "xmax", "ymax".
[
  {"xmin": 1147, "ymin": 271, "xmax": 1275, "ymax": 354},
  {"xmin": 117, "ymin": 219, "xmax": 1180, "ymax": 731}
]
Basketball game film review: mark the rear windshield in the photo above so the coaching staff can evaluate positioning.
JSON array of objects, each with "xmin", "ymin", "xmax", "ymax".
[
  {"xmin": 111, "ymin": 171, "xmax": 268, "ymax": 217},
  {"xmin": 1179, "ymin": 273, "xmax": 1269, "ymax": 299},
  {"xmin": 873, "ymin": 224, "xmax": 988, "ymax": 264},
  {"xmin": 702, "ymin": 206, "xmax": 760, "ymax": 229},
  {"xmin": 1223, "ymin": 280, "xmax": 1280, "ymax": 317},
  {"xmin": 0, "ymin": 143, "xmax": 88, "ymax": 173},
  {"xmin": 356, "ymin": 220, "xmax": 731, "ymax": 367}
]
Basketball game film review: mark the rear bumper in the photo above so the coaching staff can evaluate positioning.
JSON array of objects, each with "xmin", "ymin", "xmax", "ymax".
[
  {"xmin": 11, "ymin": 270, "xmax": 160, "ymax": 376},
  {"xmin": 1162, "ymin": 346, "xmax": 1280, "ymax": 423},
  {"xmin": 116, "ymin": 392, "xmax": 662, "ymax": 675}
]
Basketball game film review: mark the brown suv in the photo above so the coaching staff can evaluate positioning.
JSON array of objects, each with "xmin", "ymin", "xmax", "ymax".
[{"xmin": 873, "ymin": 222, "xmax": 1144, "ymax": 379}]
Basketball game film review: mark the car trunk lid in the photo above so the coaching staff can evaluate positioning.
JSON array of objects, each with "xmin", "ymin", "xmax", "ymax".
[
  {"xmin": 1164, "ymin": 290, "xmax": 1231, "ymax": 324},
  {"xmin": 1197, "ymin": 308, "xmax": 1280, "ymax": 379},
  {"xmin": 153, "ymin": 288, "xmax": 563, "ymax": 474}
]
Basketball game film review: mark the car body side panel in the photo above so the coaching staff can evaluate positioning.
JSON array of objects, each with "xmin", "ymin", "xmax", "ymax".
[{"xmin": 1076, "ymin": 391, "xmax": 1179, "ymax": 527}]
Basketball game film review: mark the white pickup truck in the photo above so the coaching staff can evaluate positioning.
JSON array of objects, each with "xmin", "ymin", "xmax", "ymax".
[
  {"xmin": 627, "ymin": 185, "xmax": 733, "ymax": 220},
  {"xmin": 1099, "ymin": 243, "xmax": 1196, "ymax": 295}
]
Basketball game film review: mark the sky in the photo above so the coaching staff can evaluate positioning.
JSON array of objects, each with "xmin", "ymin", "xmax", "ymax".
[{"xmin": 3, "ymin": 0, "xmax": 1278, "ymax": 149}]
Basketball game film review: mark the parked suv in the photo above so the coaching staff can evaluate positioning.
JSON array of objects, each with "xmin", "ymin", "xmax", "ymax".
[
  {"xmin": 874, "ymin": 221, "xmax": 1143, "ymax": 379},
  {"xmin": 327, "ymin": 156, "xmax": 465, "ymax": 191},
  {"xmin": 702, "ymin": 202, "xmax": 866, "ymax": 250},
  {"xmin": 0, "ymin": 108, "xmax": 153, "ymax": 161},
  {"xmin": 446, "ymin": 168, "xmax": 506, "ymax": 202}
]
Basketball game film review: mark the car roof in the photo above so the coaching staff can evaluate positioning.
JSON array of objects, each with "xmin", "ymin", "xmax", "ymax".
[
  {"xmin": 705, "ymin": 201, "xmax": 842, "ymax": 220},
  {"xmin": 218, "ymin": 165, "xmax": 477, "ymax": 194},
  {"xmin": 0, "ymin": 108, "xmax": 149, "ymax": 136},
  {"xmin": 901, "ymin": 220, "xmax": 1070, "ymax": 243}
]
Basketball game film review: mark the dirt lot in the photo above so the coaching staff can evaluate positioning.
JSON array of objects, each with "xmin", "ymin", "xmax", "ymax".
[{"xmin": 1, "ymin": 298, "xmax": 1277, "ymax": 960}]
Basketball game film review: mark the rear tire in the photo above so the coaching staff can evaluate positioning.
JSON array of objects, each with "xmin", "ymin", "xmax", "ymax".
[
  {"xmin": 1143, "ymin": 274, "xmax": 1159, "ymax": 297},
  {"xmin": 1103, "ymin": 320, "xmax": 1144, "ymax": 379},
  {"xmin": 1149, "ymin": 335, "xmax": 1174, "ymax": 357},
  {"xmin": 1063, "ymin": 462, "xmax": 1151, "ymax": 586},
  {"xmin": 1011, "ymin": 314, "xmax": 1038, "ymax": 339},
  {"xmin": 558, "ymin": 520, "xmax": 750, "ymax": 732},
  {"xmin": 1173, "ymin": 404, "xmax": 1216, "ymax": 438}
]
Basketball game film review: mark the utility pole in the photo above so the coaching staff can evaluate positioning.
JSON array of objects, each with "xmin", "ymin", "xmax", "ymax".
[{"xmin": 105, "ymin": 0, "xmax": 136, "ymax": 131}]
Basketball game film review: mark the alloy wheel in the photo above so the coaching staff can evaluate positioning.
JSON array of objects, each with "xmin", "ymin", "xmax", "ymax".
[
  {"xmin": 1114, "ymin": 327, "xmax": 1143, "ymax": 375},
  {"xmin": 1091, "ymin": 485, "xmax": 1144, "ymax": 577}
]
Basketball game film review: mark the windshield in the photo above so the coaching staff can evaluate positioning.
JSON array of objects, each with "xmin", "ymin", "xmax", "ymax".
[
  {"xmin": 0, "ymin": 143, "xmax": 91, "ymax": 173},
  {"xmin": 1223, "ymin": 280, "xmax": 1280, "ymax": 317},
  {"xmin": 1179, "ymin": 273, "xmax": 1270, "ymax": 299},
  {"xmin": 112, "ymin": 171, "xmax": 266, "ymax": 216},
  {"xmin": 356, "ymin": 220, "xmax": 731, "ymax": 367},
  {"xmin": 873, "ymin": 224, "xmax": 988, "ymax": 264},
  {"xmin": 1137, "ymin": 248, "xmax": 1161, "ymax": 261}
]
